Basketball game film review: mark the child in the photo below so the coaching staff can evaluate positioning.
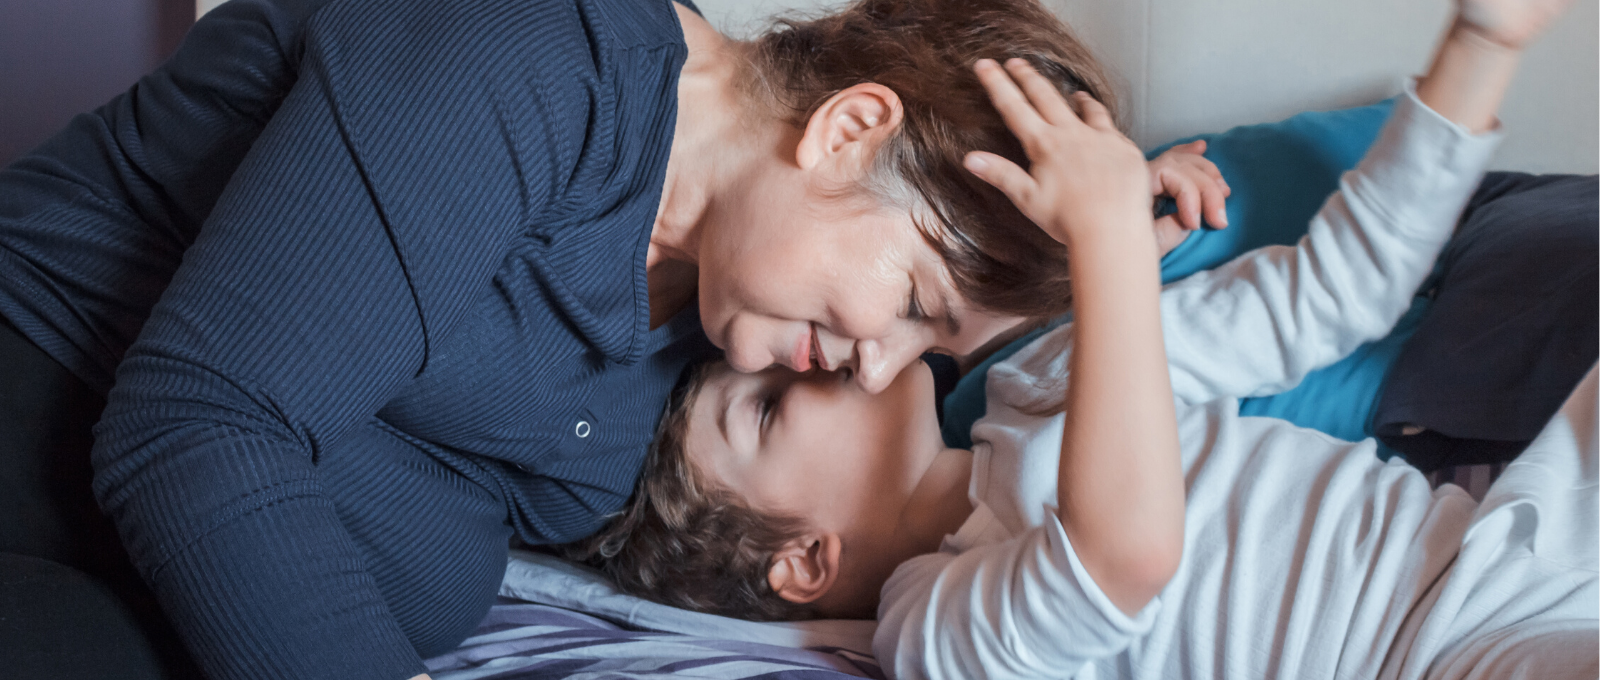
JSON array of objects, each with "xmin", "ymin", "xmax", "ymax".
[{"xmin": 567, "ymin": 0, "xmax": 1597, "ymax": 677}]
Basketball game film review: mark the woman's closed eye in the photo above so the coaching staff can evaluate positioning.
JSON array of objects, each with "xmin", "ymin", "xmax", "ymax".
[{"xmin": 904, "ymin": 284, "xmax": 927, "ymax": 324}]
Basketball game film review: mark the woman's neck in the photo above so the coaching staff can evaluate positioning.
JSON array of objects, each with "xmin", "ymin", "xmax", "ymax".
[{"xmin": 647, "ymin": 2, "xmax": 761, "ymax": 327}]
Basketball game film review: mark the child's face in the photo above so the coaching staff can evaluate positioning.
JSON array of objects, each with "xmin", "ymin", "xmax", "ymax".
[{"xmin": 683, "ymin": 358, "xmax": 950, "ymax": 561}]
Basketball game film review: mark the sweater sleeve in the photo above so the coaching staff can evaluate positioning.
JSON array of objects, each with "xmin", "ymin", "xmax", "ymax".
[
  {"xmin": 1159, "ymin": 82, "xmax": 1503, "ymax": 403},
  {"xmin": 874, "ymin": 514, "xmax": 1160, "ymax": 680},
  {"xmin": 89, "ymin": 2, "xmax": 584, "ymax": 678},
  {"xmin": 0, "ymin": 0, "xmax": 327, "ymax": 391}
]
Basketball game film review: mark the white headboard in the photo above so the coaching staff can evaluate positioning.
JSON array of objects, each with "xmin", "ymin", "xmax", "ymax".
[{"xmin": 697, "ymin": 0, "xmax": 1598, "ymax": 174}]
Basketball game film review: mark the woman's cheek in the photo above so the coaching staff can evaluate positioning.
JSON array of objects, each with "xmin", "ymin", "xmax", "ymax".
[{"xmin": 696, "ymin": 269, "xmax": 751, "ymax": 351}]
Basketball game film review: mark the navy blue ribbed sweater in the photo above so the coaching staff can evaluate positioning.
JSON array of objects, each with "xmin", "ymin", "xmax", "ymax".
[{"xmin": 0, "ymin": 0, "xmax": 711, "ymax": 678}]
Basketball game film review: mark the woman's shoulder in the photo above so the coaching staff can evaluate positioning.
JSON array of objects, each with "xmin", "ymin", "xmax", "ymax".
[
  {"xmin": 302, "ymin": 0, "xmax": 687, "ymax": 189},
  {"xmin": 305, "ymin": 0, "xmax": 684, "ymax": 72},
  {"xmin": 286, "ymin": 0, "xmax": 687, "ymax": 224}
]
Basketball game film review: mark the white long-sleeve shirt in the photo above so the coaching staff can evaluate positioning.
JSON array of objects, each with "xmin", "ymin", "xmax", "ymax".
[{"xmin": 873, "ymin": 83, "xmax": 1599, "ymax": 680}]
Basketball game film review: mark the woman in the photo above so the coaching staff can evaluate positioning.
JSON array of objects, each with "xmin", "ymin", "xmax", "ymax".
[{"xmin": 0, "ymin": 0, "xmax": 1225, "ymax": 678}]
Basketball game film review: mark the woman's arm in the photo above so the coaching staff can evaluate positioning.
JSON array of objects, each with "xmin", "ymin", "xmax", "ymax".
[
  {"xmin": 0, "ymin": 0, "xmax": 330, "ymax": 391},
  {"xmin": 964, "ymin": 59, "xmax": 1183, "ymax": 615},
  {"xmin": 90, "ymin": 1, "xmax": 587, "ymax": 677}
]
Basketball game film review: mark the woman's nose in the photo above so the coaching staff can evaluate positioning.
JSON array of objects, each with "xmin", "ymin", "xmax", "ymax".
[
  {"xmin": 724, "ymin": 343, "xmax": 773, "ymax": 374},
  {"xmin": 851, "ymin": 339, "xmax": 916, "ymax": 394}
]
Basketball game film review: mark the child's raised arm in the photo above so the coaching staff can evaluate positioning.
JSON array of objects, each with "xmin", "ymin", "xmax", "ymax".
[
  {"xmin": 1419, "ymin": 0, "xmax": 1574, "ymax": 133},
  {"xmin": 963, "ymin": 58, "xmax": 1184, "ymax": 616},
  {"xmin": 1145, "ymin": 0, "xmax": 1575, "ymax": 404}
]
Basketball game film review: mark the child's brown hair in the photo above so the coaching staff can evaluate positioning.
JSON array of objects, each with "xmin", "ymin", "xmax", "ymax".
[{"xmin": 562, "ymin": 362, "xmax": 810, "ymax": 621}]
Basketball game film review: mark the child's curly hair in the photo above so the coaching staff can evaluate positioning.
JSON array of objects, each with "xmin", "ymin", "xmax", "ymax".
[{"xmin": 561, "ymin": 362, "xmax": 813, "ymax": 621}]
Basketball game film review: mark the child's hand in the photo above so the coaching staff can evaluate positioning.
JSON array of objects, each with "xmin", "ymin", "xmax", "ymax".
[
  {"xmin": 1458, "ymin": 0, "xmax": 1575, "ymax": 49},
  {"xmin": 1148, "ymin": 141, "xmax": 1230, "ymax": 231},
  {"xmin": 963, "ymin": 58, "xmax": 1153, "ymax": 248},
  {"xmin": 1147, "ymin": 140, "xmax": 1230, "ymax": 255}
]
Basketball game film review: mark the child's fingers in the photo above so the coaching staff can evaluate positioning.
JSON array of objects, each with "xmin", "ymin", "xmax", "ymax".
[
  {"xmin": 973, "ymin": 59, "xmax": 1049, "ymax": 144},
  {"xmin": 1176, "ymin": 147, "xmax": 1225, "ymax": 182},
  {"xmin": 1003, "ymin": 58, "xmax": 1079, "ymax": 127},
  {"xmin": 1192, "ymin": 156, "xmax": 1229, "ymax": 196},
  {"xmin": 1154, "ymin": 169, "xmax": 1201, "ymax": 230},
  {"xmin": 1173, "ymin": 177, "xmax": 1203, "ymax": 230},
  {"xmin": 964, "ymin": 151, "xmax": 1038, "ymax": 214},
  {"xmin": 1157, "ymin": 164, "xmax": 1230, "ymax": 230},
  {"xmin": 1154, "ymin": 141, "xmax": 1225, "ymax": 191},
  {"xmin": 1200, "ymin": 179, "xmax": 1229, "ymax": 229},
  {"xmin": 1068, "ymin": 92, "xmax": 1116, "ymax": 132},
  {"xmin": 1153, "ymin": 214, "xmax": 1189, "ymax": 253}
]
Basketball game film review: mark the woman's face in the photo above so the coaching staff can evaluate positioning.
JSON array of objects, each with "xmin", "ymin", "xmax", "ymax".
[{"xmin": 695, "ymin": 174, "xmax": 1021, "ymax": 395}]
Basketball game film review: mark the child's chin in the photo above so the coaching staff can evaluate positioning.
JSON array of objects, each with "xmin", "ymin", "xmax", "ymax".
[{"xmin": 899, "ymin": 360, "xmax": 942, "ymax": 426}]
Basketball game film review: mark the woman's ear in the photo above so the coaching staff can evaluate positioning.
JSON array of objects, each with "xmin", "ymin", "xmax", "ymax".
[
  {"xmin": 795, "ymin": 83, "xmax": 903, "ymax": 174},
  {"xmin": 767, "ymin": 533, "xmax": 843, "ymax": 604}
]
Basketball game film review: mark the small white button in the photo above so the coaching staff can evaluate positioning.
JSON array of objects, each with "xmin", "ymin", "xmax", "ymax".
[{"xmin": 575, "ymin": 420, "xmax": 592, "ymax": 438}]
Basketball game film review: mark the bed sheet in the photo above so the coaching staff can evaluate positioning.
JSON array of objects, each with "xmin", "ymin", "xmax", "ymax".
[
  {"xmin": 426, "ymin": 551, "xmax": 882, "ymax": 680},
  {"xmin": 426, "ymin": 600, "xmax": 881, "ymax": 679}
]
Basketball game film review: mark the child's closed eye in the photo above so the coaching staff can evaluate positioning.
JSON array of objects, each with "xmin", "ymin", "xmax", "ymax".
[{"xmin": 758, "ymin": 390, "xmax": 782, "ymax": 435}]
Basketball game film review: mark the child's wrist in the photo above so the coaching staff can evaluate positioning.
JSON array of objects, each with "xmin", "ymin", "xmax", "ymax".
[
  {"xmin": 1450, "ymin": 15, "xmax": 1527, "ymax": 54},
  {"xmin": 1048, "ymin": 201, "xmax": 1153, "ymax": 245},
  {"xmin": 1060, "ymin": 224, "xmax": 1164, "ymax": 294},
  {"xmin": 1056, "ymin": 213, "xmax": 1160, "ymax": 256}
]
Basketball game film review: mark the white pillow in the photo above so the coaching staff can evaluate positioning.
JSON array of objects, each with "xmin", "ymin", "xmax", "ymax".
[{"xmin": 500, "ymin": 550, "xmax": 879, "ymax": 656}]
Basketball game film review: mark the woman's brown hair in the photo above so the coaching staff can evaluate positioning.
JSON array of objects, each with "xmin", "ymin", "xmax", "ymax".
[{"xmin": 743, "ymin": 0, "xmax": 1120, "ymax": 318}]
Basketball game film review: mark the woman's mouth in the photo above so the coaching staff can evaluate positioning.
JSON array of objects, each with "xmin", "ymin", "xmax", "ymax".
[
  {"xmin": 809, "ymin": 326, "xmax": 826, "ymax": 371},
  {"xmin": 791, "ymin": 326, "xmax": 814, "ymax": 372},
  {"xmin": 789, "ymin": 324, "xmax": 826, "ymax": 372}
]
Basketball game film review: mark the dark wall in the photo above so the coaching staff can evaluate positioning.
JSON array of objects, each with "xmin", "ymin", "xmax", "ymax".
[{"xmin": 0, "ymin": 0, "xmax": 192, "ymax": 165}]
